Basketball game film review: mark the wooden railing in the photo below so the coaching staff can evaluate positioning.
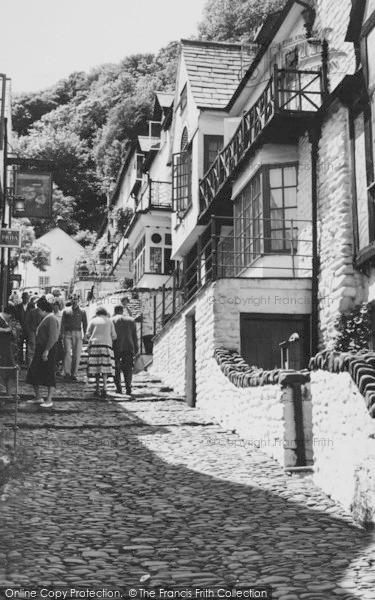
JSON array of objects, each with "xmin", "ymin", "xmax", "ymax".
[{"xmin": 199, "ymin": 65, "xmax": 323, "ymax": 213}]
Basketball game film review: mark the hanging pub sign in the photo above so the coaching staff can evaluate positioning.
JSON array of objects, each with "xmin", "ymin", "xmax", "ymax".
[
  {"xmin": 0, "ymin": 229, "xmax": 21, "ymax": 248},
  {"xmin": 13, "ymin": 171, "xmax": 53, "ymax": 219}
]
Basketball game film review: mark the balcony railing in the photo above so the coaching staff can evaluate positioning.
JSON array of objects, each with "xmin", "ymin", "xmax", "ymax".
[
  {"xmin": 199, "ymin": 65, "xmax": 323, "ymax": 213},
  {"xmin": 151, "ymin": 215, "xmax": 313, "ymax": 336},
  {"xmin": 137, "ymin": 180, "xmax": 172, "ymax": 212}
]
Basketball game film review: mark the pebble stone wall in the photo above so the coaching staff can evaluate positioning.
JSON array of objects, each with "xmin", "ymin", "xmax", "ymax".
[
  {"xmin": 317, "ymin": 101, "xmax": 365, "ymax": 347},
  {"xmin": 153, "ymin": 282, "xmax": 312, "ymax": 467},
  {"xmin": 309, "ymin": 370, "xmax": 375, "ymax": 525}
]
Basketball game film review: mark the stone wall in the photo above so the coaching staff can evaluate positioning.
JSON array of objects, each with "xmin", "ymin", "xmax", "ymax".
[
  {"xmin": 153, "ymin": 281, "xmax": 313, "ymax": 467},
  {"xmin": 317, "ymin": 100, "xmax": 365, "ymax": 347},
  {"xmin": 310, "ymin": 370, "xmax": 375, "ymax": 525}
]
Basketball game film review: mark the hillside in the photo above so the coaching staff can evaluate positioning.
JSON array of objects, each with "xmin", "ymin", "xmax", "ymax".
[{"xmin": 11, "ymin": 0, "xmax": 286, "ymax": 239}]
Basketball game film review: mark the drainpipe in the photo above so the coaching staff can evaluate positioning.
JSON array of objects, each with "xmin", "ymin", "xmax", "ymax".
[{"xmin": 310, "ymin": 125, "xmax": 320, "ymax": 358}]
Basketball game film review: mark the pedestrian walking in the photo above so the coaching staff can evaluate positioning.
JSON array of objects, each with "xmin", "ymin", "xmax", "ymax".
[
  {"xmin": 14, "ymin": 291, "xmax": 34, "ymax": 365},
  {"xmin": 111, "ymin": 304, "xmax": 138, "ymax": 396},
  {"xmin": 0, "ymin": 305, "xmax": 21, "ymax": 396},
  {"xmin": 26, "ymin": 296, "xmax": 60, "ymax": 408},
  {"xmin": 60, "ymin": 294, "xmax": 87, "ymax": 382},
  {"xmin": 25, "ymin": 296, "xmax": 43, "ymax": 366},
  {"xmin": 52, "ymin": 300, "xmax": 64, "ymax": 374},
  {"xmin": 86, "ymin": 306, "xmax": 116, "ymax": 398}
]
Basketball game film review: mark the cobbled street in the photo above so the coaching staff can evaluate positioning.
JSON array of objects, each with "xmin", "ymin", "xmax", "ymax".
[{"xmin": 0, "ymin": 373, "xmax": 375, "ymax": 600}]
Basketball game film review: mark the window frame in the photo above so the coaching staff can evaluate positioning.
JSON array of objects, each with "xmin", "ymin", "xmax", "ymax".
[
  {"xmin": 234, "ymin": 163, "xmax": 298, "ymax": 270},
  {"xmin": 179, "ymin": 84, "xmax": 187, "ymax": 114},
  {"xmin": 203, "ymin": 135, "xmax": 224, "ymax": 176}
]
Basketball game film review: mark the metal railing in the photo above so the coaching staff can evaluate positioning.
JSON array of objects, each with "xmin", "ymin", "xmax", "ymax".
[
  {"xmin": 151, "ymin": 215, "xmax": 312, "ymax": 336},
  {"xmin": 136, "ymin": 180, "xmax": 172, "ymax": 212},
  {"xmin": 183, "ymin": 216, "xmax": 312, "ymax": 302},
  {"xmin": 199, "ymin": 65, "xmax": 323, "ymax": 212},
  {"xmin": 152, "ymin": 271, "xmax": 184, "ymax": 337}
]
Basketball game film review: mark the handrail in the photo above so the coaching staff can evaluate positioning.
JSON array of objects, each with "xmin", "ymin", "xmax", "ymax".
[{"xmin": 199, "ymin": 66, "xmax": 323, "ymax": 213}]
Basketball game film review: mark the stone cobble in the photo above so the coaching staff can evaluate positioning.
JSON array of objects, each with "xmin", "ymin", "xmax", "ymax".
[{"xmin": 0, "ymin": 373, "xmax": 374, "ymax": 598}]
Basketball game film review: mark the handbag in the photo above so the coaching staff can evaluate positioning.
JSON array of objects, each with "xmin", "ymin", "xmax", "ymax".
[{"xmin": 133, "ymin": 354, "xmax": 147, "ymax": 374}]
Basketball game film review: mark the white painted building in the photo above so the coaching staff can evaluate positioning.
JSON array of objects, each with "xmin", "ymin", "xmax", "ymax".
[{"xmin": 16, "ymin": 227, "xmax": 85, "ymax": 292}]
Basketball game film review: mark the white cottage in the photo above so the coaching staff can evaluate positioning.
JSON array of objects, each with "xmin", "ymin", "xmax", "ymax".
[{"xmin": 16, "ymin": 227, "xmax": 85, "ymax": 293}]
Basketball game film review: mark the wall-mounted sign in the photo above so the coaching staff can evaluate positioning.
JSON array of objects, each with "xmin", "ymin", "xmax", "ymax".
[
  {"xmin": 0, "ymin": 229, "xmax": 21, "ymax": 248},
  {"xmin": 11, "ymin": 274, "xmax": 22, "ymax": 283},
  {"xmin": 13, "ymin": 171, "xmax": 53, "ymax": 219}
]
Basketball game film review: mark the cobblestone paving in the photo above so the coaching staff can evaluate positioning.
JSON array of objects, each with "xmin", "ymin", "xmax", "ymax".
[{"xmin": 0, "ymin": 372, "xmax": 375, "ymax": 599}]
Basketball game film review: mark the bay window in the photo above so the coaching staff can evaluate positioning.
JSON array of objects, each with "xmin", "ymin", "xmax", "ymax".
[{"xmin": 234, "ymin": 164, "xmax": 298, "ymax": 270}]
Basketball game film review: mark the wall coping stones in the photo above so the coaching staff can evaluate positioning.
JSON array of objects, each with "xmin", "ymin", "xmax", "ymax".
[
  {"xmin": 214, "ymin": 348, "xmax": 310, "ymax": 388},
  {"xmin": 309, "ymin": 350, "xmax": 375, "ymax": 418}
]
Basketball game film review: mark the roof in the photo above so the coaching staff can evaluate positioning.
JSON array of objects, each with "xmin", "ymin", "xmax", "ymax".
[
  {"xmin": 155, "ymin": 91, "xmax": 174, "ymax": 109},
  {"xmin": 181, "ymin": 39, "xmax": 256, "ymax": 109},
  {"xmin": 37, "ymin": 227, "xmax": 85, "ymax": 250}
]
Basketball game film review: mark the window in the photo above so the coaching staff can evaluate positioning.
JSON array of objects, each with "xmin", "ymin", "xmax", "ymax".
[
  {"xmin": 134, "ymin": 236, "xmax": 145, "ymax": 283},
  {"xmin": 268, "ymin": 165, "xmax": 298, "ymax": 251},
  {"xmin": 234, "ymin": 164, "xmax": 298, "ymax": 269},
  {"xmin": 150, "ymin": 247, "xmax": 162, "ymax": 274},
  {"xmin": 179, "ymin": 84, "xmax": 187, "ymax": 113},
  {"xmin": 39, "ymin": 276, "xmax": 50, "ymax": 287},
  {"xmin": 203, "ymin": 135, "xmax": 224, "ymax": 175},
  {"xmin": 235, "ymin": 170, "xmax": 263, "ymax": 268},
  {"xmin": 172, "ymin": 128, "xmax": 192, "ymax": 213},
  {"xmin": 164, "ymin": 248, "xmax": 174, "ymax": 274},
  {"xmin": 165, "ymin": 233, "xmax": 172, "ymax": 246}
]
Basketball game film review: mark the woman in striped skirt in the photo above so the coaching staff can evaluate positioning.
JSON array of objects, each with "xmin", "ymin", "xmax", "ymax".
[{"xmin": 86, "ymin": 306, "xmax": 117, "ymax": 397}]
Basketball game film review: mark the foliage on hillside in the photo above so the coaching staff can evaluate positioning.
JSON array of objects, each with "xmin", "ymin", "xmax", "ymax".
[
  {"xmin": 12, "ymin": 42, "xmax": 180, "ymax": 234},
  {"xmin": 12, "ymin": 0, "xmax": 288, "ymax": 246},
  {"xmin": 197, "ymin": 0, "xmax": 286, "ymax": 42}
]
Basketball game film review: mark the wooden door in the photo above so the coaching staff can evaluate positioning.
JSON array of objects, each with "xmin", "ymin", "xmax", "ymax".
[{"xmin": 240, "ymin": 313, "xmax": 310, "ymax": 370}]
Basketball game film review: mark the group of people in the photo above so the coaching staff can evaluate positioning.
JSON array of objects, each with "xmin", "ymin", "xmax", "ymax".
[{"xmin": 0, "ymin": 291, "xmax": 139, "ymax": 408}]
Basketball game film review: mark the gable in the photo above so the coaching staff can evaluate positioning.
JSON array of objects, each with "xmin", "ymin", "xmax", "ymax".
[{"xmin": 181, "ymin": 40, "xmax": 255, "ymax": 110}]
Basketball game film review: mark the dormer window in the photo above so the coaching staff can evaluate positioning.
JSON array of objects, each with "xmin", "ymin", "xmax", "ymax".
[{"xmin": 179, "ymin": 84, "xmax": 187, "ymax": 113}]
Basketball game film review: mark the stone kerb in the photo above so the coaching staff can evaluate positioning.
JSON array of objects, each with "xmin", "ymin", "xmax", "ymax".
[{"xmin": 310, "ymin": 369, "xmax": 375, "ymax": 526}]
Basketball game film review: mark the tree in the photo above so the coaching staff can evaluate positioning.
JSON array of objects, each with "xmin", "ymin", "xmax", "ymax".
[
  {"xmin": 197, "ymin": 0, "xmax": 286, "ymax": 42},
  {"xmin": 10, "ymin": 219, "xmax": 50, "ymax": 272}
]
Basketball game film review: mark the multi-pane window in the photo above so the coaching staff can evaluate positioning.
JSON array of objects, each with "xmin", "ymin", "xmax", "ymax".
[
  {"xmin": 164, "ymin": 248, "xmax": 175, "ymax": 274},
  {"xmin": 172, "ymin": 128, "xmax": 192, "ymax": 213},
  {"xmin": 234, "ymin": 164, "xmax": 298, "ymax": 270},
  {"xmin": 134, "ymin": 236, "xmax": 145, "ymax": 283},
  {"xmin": 268, "ymin": 165, "xmax": 298, "ymax": 251},
  {"xmin": 203, "ymin": 135, "xmax": 224, "ymax": 175},
  {"xmin": 39, "ymin": 276, "xmax": 50, "ymax": 287},
  {"xmin": 235, "ymin": 171, "xmax": 263, "ymax": 268},
  {"xmin": 150, "ymin": 247, "xmax": 163, "ymax": 274}
]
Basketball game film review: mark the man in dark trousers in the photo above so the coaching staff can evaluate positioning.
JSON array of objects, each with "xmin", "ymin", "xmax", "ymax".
[
  {"xmin": 14, "ymin": 291, "xmax": 34, "ymax": 365},
  {"xmin": 111, "ymin": 304, "xmax": 138, "ymax": 396}
]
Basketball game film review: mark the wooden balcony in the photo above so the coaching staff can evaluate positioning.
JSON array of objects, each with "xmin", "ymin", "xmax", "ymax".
[{"xmin": 199, "ymin": 65, "xmax": 324, "ymax": 219}]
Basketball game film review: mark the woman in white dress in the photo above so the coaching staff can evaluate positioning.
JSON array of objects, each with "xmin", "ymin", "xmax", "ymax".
[{"xmin": 86, "ymin": 306, "xmax": 117, "ymax": 397}]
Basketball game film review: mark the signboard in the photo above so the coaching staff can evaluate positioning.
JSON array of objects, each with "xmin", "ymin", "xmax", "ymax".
[
  {"xmin": 11, "ymin": 274, "xmax": 22, "ymax": 283},
  {"xmin": 14, "ymin": 171, "xmax": 53, "ymax": 219},
  {"xmin": 0, "ymin": 229, "xmax": 21, "ymax": 248}
]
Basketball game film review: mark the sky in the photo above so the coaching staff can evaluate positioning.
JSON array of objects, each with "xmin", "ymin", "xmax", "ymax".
[{"xmin": 0, "ymin": 0, "xmax": 208, "ymax": 94}]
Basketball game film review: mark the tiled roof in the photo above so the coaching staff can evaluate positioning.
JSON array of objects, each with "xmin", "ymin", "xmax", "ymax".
[{"xmin": 181, "ymin": 39, "xmax": 255, "ymax": 109}]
